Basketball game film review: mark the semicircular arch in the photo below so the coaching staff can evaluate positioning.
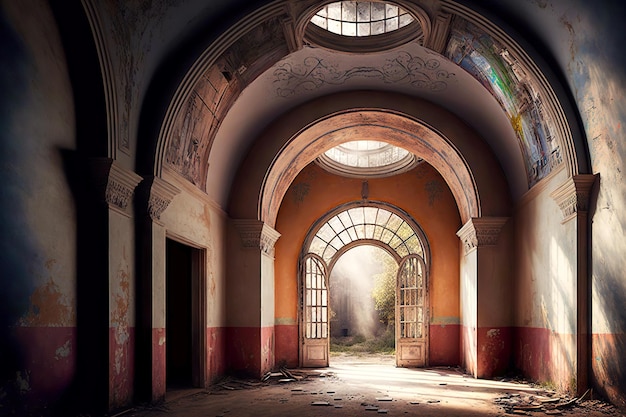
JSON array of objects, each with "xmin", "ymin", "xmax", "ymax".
[
  {"xmin": 301, "ymin": 201, "xmax": 431, "ymax": 273},
  {"xmin": 261, "ymin": 108, "xmax": 480, "ymax": 227}
]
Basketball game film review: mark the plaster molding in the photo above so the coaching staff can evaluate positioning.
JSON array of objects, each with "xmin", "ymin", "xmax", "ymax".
[
  {"xmin": 456, "ymin": 217, "xmax": 509, "ymax": 254},
  {"xmin": 90, "ymin": 158, "xmax": 142, "ymax": 217},
  {"xmin": 234, "ymin": 219, "xmax": 281, "ymax": 256},
  {"xmin": 426, "ymin": 11, "xmax": 452, "ymax": 53},
  {"xmin": 550, "ymin": 174, "xmax": 597, "ymax": 223}
]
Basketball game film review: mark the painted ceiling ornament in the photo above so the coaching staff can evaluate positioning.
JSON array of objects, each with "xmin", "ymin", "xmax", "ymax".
[{"xmin": 273, "ymin": 51, "xmax": 455, "ymax": 97}]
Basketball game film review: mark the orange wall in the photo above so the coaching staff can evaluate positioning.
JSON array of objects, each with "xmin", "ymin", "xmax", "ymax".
[{"xmin": 274, "ymin": 161, "xmax": 462, "ymax": 329}]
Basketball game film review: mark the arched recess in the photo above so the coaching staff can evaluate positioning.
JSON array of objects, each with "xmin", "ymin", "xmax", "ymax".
[
  {"xmin": 299, "ymin": 201, "xmax": 430, "ymax": 368},
  {"xmin": 261, "ymin": 108, "xmax": 481, "ymax": 228}
]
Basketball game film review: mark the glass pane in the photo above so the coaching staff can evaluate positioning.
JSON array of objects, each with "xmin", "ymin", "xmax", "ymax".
[
  {"xmin": 342, "ymin": 1, "xmax": 357, "ymax": 22},
  {"xmin": 317, "ymin": 223, "xmax": 335, "ymax": 243},
  {"xmin": 371, "ymin": 2, "xmax": 385, "ymax": 20},
  {"xmin": 385, "ymin": 4, "xmax": 398, "ymax": 17},
  {"xmin": 328, "ymin": 18, "xmax": 341, "ymax": 34},
  {"xmin": 346, "ymin": 226, "xmax": 358, "ymax": 241},
  {"xmin": 387, "ymin": 214, "xmax": 403, "ymax": 231},
  {"xmin": 380, "ymin": 228, "xmax": 394, "ymax": 244},
  {"xmin": 404, "ymin": 235, "xmax": 421, "ymax": 255},
  {"xmin": 323, "ymin": 246, "xmax": 336, "ymax": 264},
  {"xmin": 328, "ymin": 3, "xmax": 341, "ymax": 20},
  {"xmin": 309, "ymin": 236, "xmax": 326, "ymax": 256},
  {"xmin": 371, "ymin": 20, "xmax": 384, "ymax": 35},
  {"xmin": 363, "ymin": 206, "xmax": 378, "ymax": 223},
  {"xmin": 373, "ymin": 225, "xmax": 384, "ymax": 240},
  {"xmin": 338, "ymin": 210, "xmax": 353, "ymax": 228},
  {"xmin": 317, "ymin": 6, "xmax": 328, "ymax": 18},
  {"xmin": 386, "ymin": 17, "xmax": 398, "ymax": 32},
  {"xmin": 338, "ymin": 230, "xmax": 351, "ymax": 245},
  {"xmin": 357, "ymin": 2, "xmax": 370, "ymax": 21},
  {"xmin": 376, "ymin": 209, "xmax": 392, "ymax": 226},
  {"xmin": 328, "ymin": 216, "xmax": 344, "ymax": 234},
  {"xmin": 311, "ymin": 15, "xmax": 327, "ymax": 29},
  {"xmin": 348, "ymin": 207, "xmax": 364, "ymax": 225},
  {"xmin": 399, "ymin": 13, "xmax": 413, "ymax": 28},
  {"xmin": 389, "ymin": 234, "xmax": 403, "ymax": 250},
  {"xmin": 396, "ymin": 222, "xmax": 414, "ymax": 240},
  {"xmin": 396, "ymin": 244, "xmax": 409, "ymax": 258},
  {"xmin": 365, "ymin": 224, "xmax": 375, "ymax": 239}
]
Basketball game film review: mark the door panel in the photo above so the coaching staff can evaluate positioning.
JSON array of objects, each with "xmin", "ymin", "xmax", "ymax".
[
  {"xmin": 301, "ymin": 255, "xmax": 329, "ymax": 367},
  {"xmin": 396, "ymin": 255, "xmax": 428, "ymax": 367}
]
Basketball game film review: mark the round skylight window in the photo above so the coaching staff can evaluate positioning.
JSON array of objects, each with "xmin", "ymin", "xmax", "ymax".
[
  {"xmin": 305, "ymin": 2, "xmax": 422, "ymax": 52},
  {"xmin": 317, "ymin": 140, "xmax": 418, "ymax": 178},
  {"xmin": 311, "ymin": 2, "xmax": 414, "ymax": 37}
]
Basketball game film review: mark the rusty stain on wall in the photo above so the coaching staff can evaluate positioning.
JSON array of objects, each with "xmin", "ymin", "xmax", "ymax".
[
  {"xmin": 19, "ymin": 277, "xmax": 74, "ymax": 327},
  {"xmin": 426, "ymin": 179, "xmax": 443, "ymax": 206}
]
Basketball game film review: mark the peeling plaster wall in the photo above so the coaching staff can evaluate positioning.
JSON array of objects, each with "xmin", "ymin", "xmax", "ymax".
[
  {"xmin": 274, "ymin": 162, "xmax": 462, "ymax": 367},
  {"xmin": 475, "ymin": 0, "xmax": 626, "ymax": 406},
  {"xmin": 108, "ymin": 212, "xmax": 135, "ymax": 409},
  {"xmin": 0, "ymin": 1, "xmax": 77, "ymax": 411},
  {"xmin": 513, "ymin": 168, "xmax": 578, "ymax": 392}
]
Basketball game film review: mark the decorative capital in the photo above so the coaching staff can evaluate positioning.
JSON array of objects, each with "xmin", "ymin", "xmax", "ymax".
[
  {"xmin": 90, "ymin": 158, "xmax": 142, "ymax": 217},
  {"xmin": 144, "ymin": 176, "xmax": 180, "ymax": 224},
  {"xmin": 550, "ymin": 174, "xmax": 597, "ymax": 223},
  {"xmin": 457, "ymin": 217, "xmax": 508, "ymax": 254},
  {"xmin": 233, "ymin": 219, "xmax": 281, "ymax": 256}
]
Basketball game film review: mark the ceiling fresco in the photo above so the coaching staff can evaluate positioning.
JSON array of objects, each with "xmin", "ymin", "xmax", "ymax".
[{"xmin": 445, "ymin": 18, "xmax": 563, "ymax": 187}]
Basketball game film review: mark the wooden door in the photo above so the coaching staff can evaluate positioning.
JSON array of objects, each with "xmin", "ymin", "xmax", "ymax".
[
  {"xmin": 300, "ymin": 254, "xmax": 329, "ymax": 367},
  {"xmin": 396, "ymin": 255, "xmax": 428, "ymax": 367}
]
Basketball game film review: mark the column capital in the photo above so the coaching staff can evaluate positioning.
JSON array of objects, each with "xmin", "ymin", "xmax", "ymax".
[
  {"xmin": 457, "ymin": 217, "xmax": 509, "ymax": 254},
  {"xmin": 89, "ymin": 158, "xmax": 143, "ymax": 217},
  {"xmin": 144, "ymin": 176, "xmax": 180, "ymax": 224},
  {"xmin": 550, "ymin": 174, "xmax": 598, "ymax": 223},
  {"xmin": 233, "ymin": 219, "xmax": 281, "ymax": 256}
]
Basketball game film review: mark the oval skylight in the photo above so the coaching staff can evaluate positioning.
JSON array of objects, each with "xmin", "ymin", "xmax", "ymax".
[
  {"xmin": 317, "ymin": 140, "xmax": 418, "ymax": 178},
  {"xmin": 311, "ymin": 2, "xmax": 414, "ymax": 37}
]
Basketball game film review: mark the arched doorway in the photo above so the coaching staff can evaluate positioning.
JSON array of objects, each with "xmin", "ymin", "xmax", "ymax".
[{"xmin": 299, "ymin": 202, "xmax": 429, "ymax": 368}]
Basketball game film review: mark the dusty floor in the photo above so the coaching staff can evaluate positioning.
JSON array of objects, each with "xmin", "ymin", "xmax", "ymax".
[{"xmin": 125, "ymin": 354, "xmax": 623, "ymax": 417}]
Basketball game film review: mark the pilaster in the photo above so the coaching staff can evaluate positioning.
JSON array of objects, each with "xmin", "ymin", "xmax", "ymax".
[
  {"xmin": 457, "ymin": 216, "xmax": 510, "ymax": 379},
  {"xmin": 551, "ymin": 174, "xmax": 598, "ymax": 395}
]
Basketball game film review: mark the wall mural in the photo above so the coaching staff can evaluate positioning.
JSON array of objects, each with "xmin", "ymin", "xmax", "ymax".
[
  {"xmin": 273, "ymin": 51, "xmax": 456, "ymax": 97},
  {"xmin": 445, "ymin": 18, "xmax": 562, "ymax": 187}
]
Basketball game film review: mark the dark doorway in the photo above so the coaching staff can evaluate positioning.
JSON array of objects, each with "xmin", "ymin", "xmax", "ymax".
[{"xmin": 166, "ymin": 238, "xmax": 194, "ymax": 389}]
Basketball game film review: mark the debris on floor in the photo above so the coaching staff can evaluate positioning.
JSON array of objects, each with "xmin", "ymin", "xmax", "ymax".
[{"xmin": 495, "ymin": 388, "xmax": 619, "ymax": 415}]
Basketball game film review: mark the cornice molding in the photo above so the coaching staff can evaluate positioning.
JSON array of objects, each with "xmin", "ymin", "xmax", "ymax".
[
  {"xmin": 233, "ymin": 219, "xmax": 281, "ymax": 256},
  {"xmin": 550, "ymin": 174, "xmax": 597, "ymax": 223},
  {"xmin": 457, "ymin": 217, "xmax": 509, "ymax": 254}
]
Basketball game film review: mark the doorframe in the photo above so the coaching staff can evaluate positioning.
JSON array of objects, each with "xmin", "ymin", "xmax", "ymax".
[
  {"xmin": 297, "ymin": 201, "xmax": 431, "ymax": 368},
  {"xmin": 165, "ymin": 232, "xmax": 207, "ymax": 388}
]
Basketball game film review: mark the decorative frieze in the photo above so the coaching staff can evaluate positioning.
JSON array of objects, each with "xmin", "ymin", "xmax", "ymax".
[
  {"xmin": 234, "ymin": 219, "xmax": 281, "ymax": 256},
  {"xmin": 457, "ymin": 217, "xmax": 508, "ymax": 254},
  {"xmin": 90, "ymin": 158, "xmax": 142, "ymax": 217},
  {"xmin": 550, "ymin": 174, "xmax": 597, "ymax": 223}
]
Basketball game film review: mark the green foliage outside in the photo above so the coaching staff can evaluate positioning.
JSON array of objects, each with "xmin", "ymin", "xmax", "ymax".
[{"xmin": 371, "ymin": 249, "xmax": 398, "ymax": 326}]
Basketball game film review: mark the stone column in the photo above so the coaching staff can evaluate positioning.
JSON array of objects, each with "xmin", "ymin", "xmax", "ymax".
[
  {"xmin": 551, "ymin": 174, "xmax": 597, "ymax": 396},
  {"xmin": 457, "ymin": 217, "xmax": 509, "ymax": 379},
  {"xmin": 227, "ymin": 219, "xmax": 280, "ymax": 377},
  {"xmin": 135, "ymin": 176, "xmax": 180, "ymax": 403}
]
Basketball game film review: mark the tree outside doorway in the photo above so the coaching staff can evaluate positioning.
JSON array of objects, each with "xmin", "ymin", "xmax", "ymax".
[{"xmin": 329, "ymin": 245, "xmax": 398, "ymax": 356}]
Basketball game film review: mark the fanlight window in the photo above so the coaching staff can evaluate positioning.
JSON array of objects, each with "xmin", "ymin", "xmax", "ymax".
[
  {"xmin": 308, "ymin": 206, "xmax": 424, "ymax": 264},
  {"xmin": 311, "ymin": 2, "xmax": 414, "ymax": 37}
]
